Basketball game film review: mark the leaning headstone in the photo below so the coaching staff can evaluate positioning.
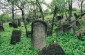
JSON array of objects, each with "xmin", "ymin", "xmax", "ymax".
[
  {"xmin": 38, "ymin": 44, "xmax": 66, "ymax": 55},
  {"xmin": 63, "ymin": 24, "xmax": 71, "ymax": 33},
  {"xmin": 10, "ymin": 30, "xmax": 22, "ymax": 44},
  {"xmin": 0, "ymin": 21, "xmax": 4, "ymax": 31},
  {"xmin": 76, "ymin": 29, "xmax": 85, "ymax": 41},
  {"xmin": 55, "ymin": 15, "xmax": 63, "ymax": 26},
  {"xmin": 31, "ymin": 20, "xmax": 47, "ymax": 50},
  {"xmin": 55, "ymin": 24, "xmax": 74, "ymax": 35}
]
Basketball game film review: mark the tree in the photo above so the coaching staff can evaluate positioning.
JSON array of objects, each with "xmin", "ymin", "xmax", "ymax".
[
  {"xmin": 15, "ymin": 0, "xmax": 29, "ymax": 37},
  {"xmin": 68, "ymin": 0, "xmax": 72, "ymax": 22},
  {"xmin": 7, "ymin": 0, "xmax": 17, "ymax": 20},
  {"xmin": 36, "ymin": 0, "xmax": 44, "ymax": 20}
]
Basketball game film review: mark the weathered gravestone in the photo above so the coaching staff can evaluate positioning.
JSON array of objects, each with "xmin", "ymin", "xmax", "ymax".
[
  {"xmin": 76, "ymin": 29, "xmax": 85, "ymax": 41},
  {"xmin": 74, "ymin": 13, "xmax": 80, "ymax": 27},
  {"xmin": 31, "ymin": 20, "xmax": 47, "ymax": 50},
  {"xmin": 10, "ymin": 30, "xmax": 22, "ymax": 44},
  {"xmin": 55, "ymin": 15, "xmax": 63, "ymax": 26},
  {"xmin": 55, "ymin": 23, "xmax": 75, "ymax": 35},
  {"xmin": 68, "ymin": 14, "xmax": 77, "ymax": 33},
  {"xmin": 38, "ymin": 44, "xmax": 66, "ymax": 55},
  {"xmin": 9, "ymin": 19, "xmax": 21, "ymax": 28},
  {"xmin": 12, "ymin": 19, "xmax": 18, "ymax": 28},
  {"xmin": 0, "ymin": 21, "xmax": 4, "ymax": 31},
  {"xmin": 9, "ymin": 19, "xmax": 19, "ymax": 28}
]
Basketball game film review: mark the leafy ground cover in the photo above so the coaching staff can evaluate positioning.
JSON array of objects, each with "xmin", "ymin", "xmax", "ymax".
[{"xmin": 0, "ymin": 22, "xmax": 85, "ymax": 55}]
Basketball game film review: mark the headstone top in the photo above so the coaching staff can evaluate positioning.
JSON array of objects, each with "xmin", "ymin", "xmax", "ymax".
[
  {"xmin": 32, "ymin": 20, "xmax": 47, "ymax": 33},
  {"xmin": 39, "ymin": 44, "xmax": 65, "ymax": 55}
]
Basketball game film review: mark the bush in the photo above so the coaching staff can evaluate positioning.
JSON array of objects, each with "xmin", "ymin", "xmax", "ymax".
[{"xmin": 0, "ymin": 13, "xmax": 11, "ymax": 21}]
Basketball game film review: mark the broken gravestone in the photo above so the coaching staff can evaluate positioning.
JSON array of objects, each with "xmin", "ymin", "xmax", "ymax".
[{"xmin": 31, "ymin": 20, "xmax": 47, "ymax": 50}]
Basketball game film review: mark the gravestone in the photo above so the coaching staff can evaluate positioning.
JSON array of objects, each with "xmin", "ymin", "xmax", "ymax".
[
  {"xmin": 0, "ymin": 21, "xmax": 4, "ymax": 31},
  {"xmin": 76, "ymin": 29, "xmax": 85, "ymax": 41},
  {"xmin": 57, "ymin": 15, "xmax": 63, "ymax": 21},
  {"xmin": 63, "ymin": 24, "xmax": 71, "ymax": 33},
  {"xmin": 10, "ymin": 30, "xmax": 22, "ymax": 44},
  {"xmin": 12, "ymin": 19, "xmax": 18, "ymax": 28},
  {"xmin": 55, "ymin": 15, "xmax": 63, "ymax": 26},
  {"xmin": 70, "ymin": 21, "xmax": 77, "ymax": 34},
  {"xmin": 26, "ymin": 18, "xmax": 30, "ymax": 23},
  {"xmin": 55, "ymin": 23, "xmax": 74, "ymax": 35},
  {"xmin": 31, "ymin": 20, "xmax": 47, "ymax": 50},
  {"xmin": 38, "ymin": 44, "xmax": 65, "ymax": 55},
  {"xmin": 9, "ymin": 22, "xmax": 13, "ymax": 27},
  {"xmin": 9, "ymin": 19, "xmax": 21, "ymax": 28}
]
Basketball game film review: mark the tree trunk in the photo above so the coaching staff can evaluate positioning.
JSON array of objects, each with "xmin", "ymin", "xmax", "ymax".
[
  {"xmin": 36, "ymin": 0, "xmax": 44, "ymax": 20},
  {"xmin": 21, "ymin": 9, "xmax": 28, "ymax": 37},
  {"xmin": 81, "ymin": 1, "xmax": 83, "ymax": 14},
  {"xmin": 68, "ymin": 0, "xmax": 72, "ymax": 22},
  {"xmin": 12, "ymin": 2, "xmax": 14, "ymax": 20},
  {"xmin": 51, "ymin": 6, "xmax": 57, "ymax": 35}
]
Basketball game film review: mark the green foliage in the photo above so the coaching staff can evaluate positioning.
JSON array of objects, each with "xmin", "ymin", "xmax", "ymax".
[
  {"xmin": 50, "ymin": 0, "xmax": 67, "ymax": 14},
  {"xmin": 0, "ymin": 13, "xmax": 11, "ymax": 21},
  {"xmin": 72, "ymin": 8, "xmax": 77, "ymax": 11},
  {"xmin": 0, "ymin": 23, "xmax": 85, "ymax": 55}
]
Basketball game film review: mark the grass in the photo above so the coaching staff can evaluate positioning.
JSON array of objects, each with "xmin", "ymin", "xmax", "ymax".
[{"xmin": 0, "ymin": 22, "xmax": 85, "ymax": 55}]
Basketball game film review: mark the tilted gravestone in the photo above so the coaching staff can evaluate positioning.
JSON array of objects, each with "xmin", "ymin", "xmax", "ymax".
[
  {"xmin": 38, "ymin": 44, "xmax": 66, "ymax": 55},
  {"xmin": 76, "ymin": 29, "xmax": 85, "ymax": 41},
  {"xmin": 31, "ymin": 20, "xmax": 47, "ymax": 50},
  {"xmin": 55, "ymin": 15, "xmax": 63, "ymax": 26},
  {"xmin": 63, "ymin": 24, "xmax": 71, "ymax": 33},
  {"xmin": 55, "ymin": 24, "xmax": 75, "ymax": 35},
  {"xmin": 0, "ymin": 21, "xmax": 4, "ymax": 31},
  {"xmin": 10, "ymin": 30, "xmax": 22, "ymax": 44}
]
